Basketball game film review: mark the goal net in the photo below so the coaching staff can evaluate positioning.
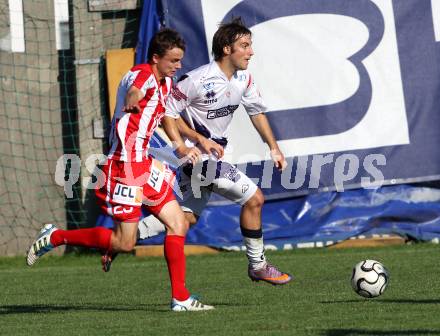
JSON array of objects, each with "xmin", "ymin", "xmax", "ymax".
[{"xmin": 0, "ymin": 0, "xmax": 141, "ymax": 255}]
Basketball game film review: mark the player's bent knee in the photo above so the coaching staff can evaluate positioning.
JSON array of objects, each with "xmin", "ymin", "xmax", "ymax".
[
  {"xmin": 245, "ymin": 189, "xmax": 265, "ymax": 209},
  {"xmin": 118, "ymin": 240, "xmax": 136, "ymax": 252},
  {"xmin": 166, "ymin": 213, "xmax": 189, "ymax": 236},
  {"xmin": 176, "ymin": 215, "xmax": 190, "ymax": 234},
  {"xmin": 157, "ymin": 200, "xmax": 189, "ymax": 235},
  {"xmin": 113, "ymin": 236, "xmax": 136, "ymax": 252}
]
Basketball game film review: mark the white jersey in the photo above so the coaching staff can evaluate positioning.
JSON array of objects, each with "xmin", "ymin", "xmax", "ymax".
[{"xmin": 165, "ymin": 61, "xmax": 267, "ymax": 147}]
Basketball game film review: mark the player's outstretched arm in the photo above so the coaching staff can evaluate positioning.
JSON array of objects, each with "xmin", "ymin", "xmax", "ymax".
[
  {"xmin": 176, "ymin": 117, "xmax": 224, "ymax": 159},
  {"xmin": 162, "ymin": 116, "xmax": 202, "ymax": 165},
  {"xmin": 250, "ymin": 113, "xmax": 287, "ymax": 171},
  {"xmin": 122, "ymin": 86, "xmax": 144, "ymax": 113}
]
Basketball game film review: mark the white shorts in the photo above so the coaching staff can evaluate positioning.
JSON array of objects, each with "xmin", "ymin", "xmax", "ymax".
[{"xmin": 177, "ymin": 159, "xmax": 258, "ymax": 215}]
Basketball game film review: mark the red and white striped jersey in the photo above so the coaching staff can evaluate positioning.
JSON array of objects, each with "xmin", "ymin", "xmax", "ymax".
[{"xmin": 108, "ymin": 64, "xmax": 172, "ymax": 162}]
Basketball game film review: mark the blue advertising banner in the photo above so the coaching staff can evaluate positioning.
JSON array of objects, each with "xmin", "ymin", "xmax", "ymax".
[
  {"xmin": 159, "ymin": 0, "xmax": 440, "ymax": 199},
  {"xmin": 96, "ymin": 184, "xmax": 440, "ymax": 249},
  {"xmin": 96, "ymin": 0, "xmax": 440, "ymax": 249}
]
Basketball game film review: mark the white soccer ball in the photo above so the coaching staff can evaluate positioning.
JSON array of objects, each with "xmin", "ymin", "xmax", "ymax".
[{"xmin": 351, "ymin": 259, "xmax": 389, "ymax": 298}]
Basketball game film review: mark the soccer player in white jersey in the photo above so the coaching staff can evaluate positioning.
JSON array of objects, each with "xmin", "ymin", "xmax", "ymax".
[
  {"xmin": 26, "ymin": 29, "xmax": 213, "ymax": 311},
  {"xmin": 152, "ymin": 18, "xmax": 292, "ymax": 285}
]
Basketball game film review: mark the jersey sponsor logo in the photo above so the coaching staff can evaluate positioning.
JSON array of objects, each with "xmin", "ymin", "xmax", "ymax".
[
  {"xmin": 171, "ymin": 86, "xmax": 187, "ymax": 101},
  {"xmin": 202, "ymin": 82, "xmax": 215, "ymax": 91},
  {"xmin": 204, "ymin": 90, "xmax": 217, "ymax": 104},
  {"xmin": 113, "ymin": 183, "xmax": 143, "ymax": 206},
  {"xmin": 207, "ymin": 105, "xmax": 239, "ymax": 119},
  {"xmin": 147, "ymin": 159, "xmax": 165, "ymax": 192},
  {"xmin": 205, "ymin": 91, "xmax": 216, "ymax": 99}
]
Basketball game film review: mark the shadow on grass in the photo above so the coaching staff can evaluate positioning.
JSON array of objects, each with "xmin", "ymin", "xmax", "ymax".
[
  {"xmin": 324, "ymin": 329, "xmax": 440, "ymax": 335},
  {"xmin": 320, "ymin": 299, "xmax": 440, "ymax": 304},
  {"xmin": 0, "ymin": 301, "xmax": 234, "ymax": 314},
  {"xmin": 0, "ymin": 303, "xmax": 169, "ymax": 314}
]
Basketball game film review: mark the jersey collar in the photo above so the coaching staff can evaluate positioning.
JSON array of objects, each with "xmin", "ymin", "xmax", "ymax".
[{"xmin": 212, "ymin": 60, "xmax": 236, "ymax": 81}]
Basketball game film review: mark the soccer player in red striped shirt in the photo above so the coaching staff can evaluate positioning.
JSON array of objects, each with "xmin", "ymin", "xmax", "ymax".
[{"xmin": 26, "ymin": 29, "xmax": 214, "ymax": 311}]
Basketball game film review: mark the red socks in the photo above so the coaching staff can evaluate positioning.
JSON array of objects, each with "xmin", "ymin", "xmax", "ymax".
[
  {"xmin": 50, "ymin": 227, "xmax": 112, "ymax": 251},
  {"xmin": 164, "ymin": 235, "xmax": 190, "ymax": 301},
  {"xmin": 50, "ymin": 229, "xmax": 189, "ymax": 300}
]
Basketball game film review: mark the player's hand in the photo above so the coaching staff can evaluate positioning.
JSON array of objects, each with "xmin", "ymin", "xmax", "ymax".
[
  {"xmin": 177, "ymin": 146, "xmax": 202, "ymax": 166},
  {"xmin": 198, "ymin": 137, "xmax": 224, "ymax": 159},
  {"xmin": 270, "ymin": 148, "xmax": 287, "ymax": 171},
  {"xmin": 122, "ymin": 103, "xmax": 141, "ymax": 113}
]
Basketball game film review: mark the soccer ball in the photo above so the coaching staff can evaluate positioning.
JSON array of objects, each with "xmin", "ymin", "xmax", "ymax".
[{"xmin": 351, "ymin": 260, "xmax": 389, "ymax": 298}]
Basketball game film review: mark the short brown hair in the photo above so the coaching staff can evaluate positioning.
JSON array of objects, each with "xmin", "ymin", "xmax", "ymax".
[
  {"xmin": 147, "ymin": 28, "xmax": 186, "ymax": 62},
  {"xmin": 212, "ymin": 17, "xmax": 252, "ymax": 61}
]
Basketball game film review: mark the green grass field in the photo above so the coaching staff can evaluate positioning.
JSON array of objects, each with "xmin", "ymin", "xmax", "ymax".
[{"xmin": 1, "ymin": 243, "xmax": 440, "ymax": 335}]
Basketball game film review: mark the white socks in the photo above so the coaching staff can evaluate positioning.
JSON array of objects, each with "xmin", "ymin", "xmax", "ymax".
[
  {"xmin": 243, "ymin": 236, "xmax": 266, "ymax": 270},
  {"xmin": 138, "ymin": 217, "xmax": 267, "ymax": 270}
]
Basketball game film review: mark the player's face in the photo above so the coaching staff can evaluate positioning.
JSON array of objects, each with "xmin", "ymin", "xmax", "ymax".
[
  {"xmin": 155, "ymin": 47, "xmax": 184, "ymax": 79},
  {"xmin": 229, "ymin": 34, "xmax": 254, "ymax": 70}
]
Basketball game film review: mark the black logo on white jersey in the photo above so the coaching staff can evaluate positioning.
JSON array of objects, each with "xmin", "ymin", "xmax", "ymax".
[
  {"xmin": 204, "ymin": 90, "xmax": 217, "ymax": 104},
  {"xmin": 207, "ymin": 105, "xmax": 239, "ymax": 119}
]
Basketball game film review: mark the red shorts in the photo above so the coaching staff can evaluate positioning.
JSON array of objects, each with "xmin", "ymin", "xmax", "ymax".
[{"xmin": 95, "ymin": 157, "xmax": 176, "ymax": 222}]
